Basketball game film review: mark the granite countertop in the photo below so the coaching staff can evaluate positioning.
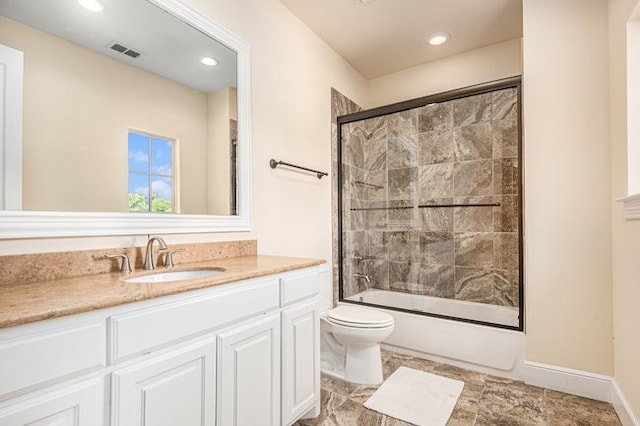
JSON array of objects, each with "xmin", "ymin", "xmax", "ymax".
[{"xmin": 0, "ymin": 255, "xmax": 325, "ymax": 328}]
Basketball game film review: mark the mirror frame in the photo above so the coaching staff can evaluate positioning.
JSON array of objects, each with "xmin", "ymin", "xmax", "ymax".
[{"xmin": 0, "ymin": 0, "xmax": 251, "ymax": 239}]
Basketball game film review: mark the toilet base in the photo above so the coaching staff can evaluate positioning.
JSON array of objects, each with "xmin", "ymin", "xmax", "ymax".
[
  {"xmin": 320, "ymin": 325, "xmax": 386, "ymax": 385},
  {"xmin": 344, "ymin": 343, "xmax": 384, "ymax": 385}
]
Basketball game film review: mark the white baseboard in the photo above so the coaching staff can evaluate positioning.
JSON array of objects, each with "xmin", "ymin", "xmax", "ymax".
[
  {"xmin": 612, "ymin": 380, "xmax": 640, "ymax": 426},
  {"xmin": 523, "ymin": 361, "xmax": 639, "ymax": 426},
  {"xmin": 523, "ymin": 361, "xmax": 612, "ymax": 402}
]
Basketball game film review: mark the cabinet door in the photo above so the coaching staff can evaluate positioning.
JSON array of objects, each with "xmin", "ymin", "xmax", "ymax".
[
  {"xmin": 281, "ymin": 297, "xmax": 320, "ymax": 425},
  {"xmin": 111, "ymin": 339, "xmax": 215, "ymax": 426},
  {"xmin": 0, "ymin": 377, "xmax": 104, "ymax": 426},
  {"xmin": 217, "ymin": 313, "xmax": 280, "ymax": 426}
]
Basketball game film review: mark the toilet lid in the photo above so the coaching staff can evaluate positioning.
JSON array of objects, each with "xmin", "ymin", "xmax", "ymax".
[{"xmin": 328, "ymin": 305, "xmax": 394, "ymax": 328}]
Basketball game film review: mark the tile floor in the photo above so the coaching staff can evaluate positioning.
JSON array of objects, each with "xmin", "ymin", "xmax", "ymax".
[{"xmin": 295, "ymin": 350, "xmax": 621, "ymax": 426}]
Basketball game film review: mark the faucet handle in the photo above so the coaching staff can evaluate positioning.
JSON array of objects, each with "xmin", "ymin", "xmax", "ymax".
[
  {"xmin": 164, "ymin": 248, "xmax": 185, "ymax": 268},
  {"xmin": 105, "ymin": 254, "xmax": 132, "ymax": 274}
]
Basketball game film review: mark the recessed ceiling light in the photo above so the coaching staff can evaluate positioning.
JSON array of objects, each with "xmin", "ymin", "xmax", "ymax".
[
  {"xmin": 351, "ymin": 0, "xmax": 375, "ymax": 4},
  {"xmin": 200, "ymin": 57, "xmax": 219, "ymax": 66},
  {"xmin": 78, "ymin": 0, "xmax": 104, "ymax": 12},
  {"xmin": 428, "ymin": 32, "xmax": 451, "ymax": 46}
]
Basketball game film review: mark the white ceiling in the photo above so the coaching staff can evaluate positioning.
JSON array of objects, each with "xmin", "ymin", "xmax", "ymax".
[
  {"xmin": 0, "ymin": 0, "xmax": 237, "ymax": 93},
  {"xmin": 278, "ymin": 0, "xmax": 523, "ymax": 79}
]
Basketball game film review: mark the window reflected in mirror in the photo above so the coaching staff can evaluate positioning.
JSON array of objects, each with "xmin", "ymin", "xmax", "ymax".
[{"xmin": 128, "ymin": 131, "xmax": 175, "ymax": 213}]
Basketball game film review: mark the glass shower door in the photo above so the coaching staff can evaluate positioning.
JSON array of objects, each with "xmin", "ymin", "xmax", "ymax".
[{"xmin": 338, "ymin": 78, "xmax": 522, "ymax": 329}]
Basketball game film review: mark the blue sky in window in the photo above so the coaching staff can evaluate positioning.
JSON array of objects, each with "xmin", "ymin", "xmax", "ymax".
[
  {"xmin": 151, "ymin": 138, "xmax": 172, "ymax": 176},
  {"xmin": 128, "ymin": 173, "xmax": 148, "ymax": 195},
  {"xmin": 152, "ymin": 177, "xmax": 173, "ymax": 199},
  {"xmin": 128, "ymin": 132, "xmax": 149, "ymax": 172}
]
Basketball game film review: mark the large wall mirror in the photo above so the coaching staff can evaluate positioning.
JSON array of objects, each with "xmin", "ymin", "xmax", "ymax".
[{"xmin": 0, "ymin": 0, "xmax": 251, "ymax": 238}]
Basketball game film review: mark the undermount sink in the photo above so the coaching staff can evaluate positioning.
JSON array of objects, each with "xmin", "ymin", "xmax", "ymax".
[{"xmin": 124, "ymin": 268, "xmax": 225, "ymax": 283}]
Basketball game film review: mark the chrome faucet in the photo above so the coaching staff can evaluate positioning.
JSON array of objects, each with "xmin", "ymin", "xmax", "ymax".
[
  {"xmin": 354, "ymin": 273, "xmax": 371, "ymax": 283},
  {"xmin": 144, "ymin": 236, "xmax": 168, "ymax": 270}
]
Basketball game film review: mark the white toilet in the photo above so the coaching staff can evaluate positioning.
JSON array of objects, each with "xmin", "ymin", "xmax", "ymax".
[{"xmin": 320, "ymin": 304, "xmax": 394, "ymax": 385}]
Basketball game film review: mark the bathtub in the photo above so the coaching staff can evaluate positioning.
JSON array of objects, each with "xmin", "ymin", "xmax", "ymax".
[
  {"xmin": 343, "ymin": 289, "xmax": 525, "ymax": 379},
  {"xmin": 346, "ymin": 288, "xmax": 519, "ymax": 326}
]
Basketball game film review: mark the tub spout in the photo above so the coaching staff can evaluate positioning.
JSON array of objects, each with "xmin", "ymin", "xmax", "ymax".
[{"xmin": 355, "ymin": 273, "xmax": 371, "ymax": 283}]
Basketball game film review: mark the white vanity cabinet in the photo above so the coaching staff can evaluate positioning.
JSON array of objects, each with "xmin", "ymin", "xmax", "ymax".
[
  {"xmin": 280, "ymin": 270, "xmax": 324, "ymax": 425},
  {"xmin": 217, "ymin": 313, "xmax": 281, "ymax": 426},
  {"xmin": 0, "ymin": 265, "xmax": 327, "ymax": 426}
]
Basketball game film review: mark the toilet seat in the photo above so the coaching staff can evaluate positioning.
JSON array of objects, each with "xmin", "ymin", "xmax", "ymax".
[{"xmin": 327, "ymin": 305, "xmax": 394, "ymax": 329}]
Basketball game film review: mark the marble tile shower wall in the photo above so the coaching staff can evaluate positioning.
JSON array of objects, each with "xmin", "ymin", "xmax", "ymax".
[
  {"xmin": 332, "ymin": 88, "xmax": 363, "ymax": 306},
  {"xmin": 341, "ymin": 88, "xmax": 520, "ymax": 308}
]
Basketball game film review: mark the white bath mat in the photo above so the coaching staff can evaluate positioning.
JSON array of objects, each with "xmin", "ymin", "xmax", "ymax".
[{"xmin": 363, "ymin": 366, "xmax": 464, "ymax": 426}]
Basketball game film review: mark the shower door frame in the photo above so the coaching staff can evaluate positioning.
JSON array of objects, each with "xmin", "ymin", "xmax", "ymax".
[{"xmin": 336, "ymin": 76, "xmax": 524, "ymax": 331}]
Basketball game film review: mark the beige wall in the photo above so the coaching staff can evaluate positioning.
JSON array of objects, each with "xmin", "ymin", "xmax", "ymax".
[
  {"xmin": 206, "ymin": 87, "xmax": 236, "ymax": 215},
  {"xmin": 523, "ymin": 0, "xmax": 613, "ymax": 374},
  {"xmin": 0, "ymin": 17, "xmax": 209, "ymax": 214},
  {"xmin": 610, "ymin": 0, "xmax": 640, "ymax": 415},
  {"xmin": 367, "ymin": 38, "xmax": 522, "ymax": 107}
]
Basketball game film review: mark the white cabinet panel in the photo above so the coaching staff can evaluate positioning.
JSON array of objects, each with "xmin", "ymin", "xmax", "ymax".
[
  {"xmin": 280, "ymin": 270, "xmax": 323, "ymax": 307},
  {"xmin": 0, "ymin": 322, "xmax": 105, "ymax": 400},
  {"xmin": 111, "ymin": 340, "xmax": 215, "ymax": 426},
  {"xmin": 281, "ymin": 296, "xmax": 320, "ymax": 425},
  {"xmin": 0, "ymin": 378, "xmax": 104, "ymax": 426},
  {"xmin": 109, "ymin": 278, "xmax": 278, "ymax": 362},
  {"xmin": 217, "ymin": 313, "xmax": 280, "ymax": 426}
]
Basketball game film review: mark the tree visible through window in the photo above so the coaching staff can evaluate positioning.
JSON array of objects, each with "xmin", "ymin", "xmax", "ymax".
[{"xmin": 128, "ymin": 131, "xmax": 174, "ymax": 212}]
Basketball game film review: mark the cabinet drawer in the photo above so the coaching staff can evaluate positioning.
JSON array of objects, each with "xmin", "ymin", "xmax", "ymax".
[
  {"xmin": 280, "ymin": 269, "xmax": 323, "ymax": 307},
  {"xmin": 109, "ymin": 278, "xmax": 279, "ymax": 362},
  {"xmin": 0, "ymin": 377, "xmax": 104, "ymax": 426},
  {"xmin": 0, "ymin": 322, "xmax": 106, "ymax": 400}
]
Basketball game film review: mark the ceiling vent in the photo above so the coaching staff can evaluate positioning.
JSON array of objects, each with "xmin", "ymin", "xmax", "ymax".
[{"xmin": 109, "ymin": 42, "xmax": 141, "ymax": 59}]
